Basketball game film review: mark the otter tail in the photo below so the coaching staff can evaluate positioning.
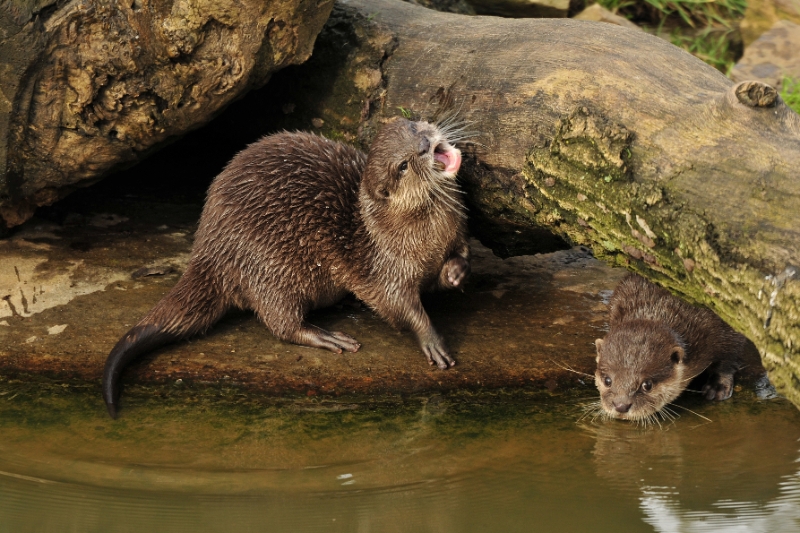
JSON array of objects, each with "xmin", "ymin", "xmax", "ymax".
[{"xmin": 102, "ymin": 267, "xmax": 228, "ymax": 418}]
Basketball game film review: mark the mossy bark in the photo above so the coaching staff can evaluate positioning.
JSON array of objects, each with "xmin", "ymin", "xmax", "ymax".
[
  {"xmin": 0, "ymin": 0, "xmax": 333, "ymax": 231},
  {"xmin": 273, "ymin": 0, "xmax": 800, "ymax": 406}
]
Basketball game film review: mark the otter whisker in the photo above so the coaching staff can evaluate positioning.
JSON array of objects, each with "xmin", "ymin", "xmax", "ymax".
[
  {"xmin": 661, "ymin": 405, "xmax": 679, "ymax": 419},
  {"xmin": 549, "ymin": 359, "xmax": 594, "ymax": 379},
  {"xmin": 436, "ymin": 120, "xmax": 473, "ymax": 135},
  {"xmin": 651, "ymin": 414, "xmax": 663, "ymax": 429},
  {"xmin": 428, "ymin": 185, "xmax": 466, "ymax": 218},
  {"xmin": 434, "ymin": 103, "xmax": 469, "ymax": 130},
  {"xmin": 432, "ymin": 181, "xmax": 466, "ymax": 194},
  {"xmin": 585, "ymin": 406, "xmax": 608, "ymax": 424},
  {"xmin": 658, "ymin": 408, "xmax": 677, "ymax": 424},
  {"xmin": 566, "ymin": 396, "xmax": 601, "ymax": 404},
  {"xmin": 576, "ymin": 401, "xmax": 606, "ymax": 423},
  {"xmin": 679, "ymin": 363, "xmax": 714, "ymax": 385},
  {"xmin": 667, "ymin": 402, "xmax": 712, "ymax": 423},
  {"xmin": 441, "ymin": 130, "xmax": 482, "ymax": 143},
  {"xmin": 421, "ymin": 170, "xmax": 467, "ymax": 218}
]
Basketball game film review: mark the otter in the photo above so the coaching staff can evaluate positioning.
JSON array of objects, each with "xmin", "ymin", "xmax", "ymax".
[
  {"xmin": 103, "ymin": 118, "xmax": 469, "ymax": 418},
  {"xmin": 594, "ymin": 274, "xmax": 746, "ymax": 424}
]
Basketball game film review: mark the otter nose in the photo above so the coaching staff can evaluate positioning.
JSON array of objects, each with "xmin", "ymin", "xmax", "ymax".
[
  {"xmin": 418, "ymin": 136, "xmax": 431, "ymax": 155},
  {"xmin": 613, "ymin": 401, "xmax": 632, "ymax": 413}
]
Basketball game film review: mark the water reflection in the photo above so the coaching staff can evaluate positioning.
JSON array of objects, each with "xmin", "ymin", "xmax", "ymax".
[
  {"xmin": 588, "ymin": 399, "xmax": 800, "ymax": 532},
  {"xmin": 0, "ymin": 387, "xmax": 798, "ymax": 532}
]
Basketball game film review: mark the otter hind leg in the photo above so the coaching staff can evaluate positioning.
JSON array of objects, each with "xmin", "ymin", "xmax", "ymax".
[
  {"xmin": 255, "ymin": 301, "xmax": 360, "ymax": 354},
  {"xmin": 291, "ymin": 325, "xmax": 361, "ymax": 353}
]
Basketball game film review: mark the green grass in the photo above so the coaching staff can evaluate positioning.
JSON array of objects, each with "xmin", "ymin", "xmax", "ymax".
[
  {"xmin": 781, "ymin": 77, "xmax": 800, "ymax": 115},
  {"xmin": 669, "ymin": 27, "xmax": 738, "ymax": 73},
  {"xmin": 597, "ymin": 0, "xmax": 745, "ymax": 28},
  {"xmin": 595, "ymin": 0, "xmax": 745, "ymax": 73}
]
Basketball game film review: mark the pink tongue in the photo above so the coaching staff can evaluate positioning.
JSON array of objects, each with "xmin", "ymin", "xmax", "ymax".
[{"xmin": 434, "ymin": 149, "xmax": 462, "ymax": 174}]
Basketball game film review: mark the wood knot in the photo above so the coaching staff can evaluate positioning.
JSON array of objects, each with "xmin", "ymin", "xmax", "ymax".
[{"xmin": 734, "ymin": 81, "xmax": 778, "ymax": 108}]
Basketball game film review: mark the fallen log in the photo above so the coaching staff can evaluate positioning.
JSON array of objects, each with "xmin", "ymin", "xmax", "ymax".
[
  {"xmin": 0, "ymin": 0, "xmax": 333, "ymax": 230},
  {"xmin": 265, "ymin": 0, "xmax": 800, "ymax": 406}
]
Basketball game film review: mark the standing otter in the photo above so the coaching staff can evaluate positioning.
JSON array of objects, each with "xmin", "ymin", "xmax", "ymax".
[
  {"xmin": 594, "ymin": 274, "xmax": 746, "ymax": 424},
  {"xmin": 103, "ymin": 118, "xmax": 469, "ymax": 418}
]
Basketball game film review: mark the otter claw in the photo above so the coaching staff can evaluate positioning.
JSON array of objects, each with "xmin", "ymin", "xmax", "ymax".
[
  {"xmin": 300, "ymin": 327, "xmax": 360, "ymax": 353},
  {"xmin": 422, "ymin": 342, "xmax": 456, "ymax": 370}
]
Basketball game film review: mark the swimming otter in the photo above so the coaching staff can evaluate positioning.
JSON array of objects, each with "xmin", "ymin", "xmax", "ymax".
[
  {"xmin": 594, "ymin": 274, "xmax": 746, "ymax": 423},
  {"xmin": 103, "ymin": 118, "xmax": 469, "ymax": 418}
]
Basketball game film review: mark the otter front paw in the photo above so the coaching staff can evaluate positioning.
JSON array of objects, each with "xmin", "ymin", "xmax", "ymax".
[
  {"xmin": 441, "ymin": 256, "xmax": 470, "ymax": 289},
  {"xmin": 702, "ymin": 371, "xmax": 735, "ymax": 401},
  {"xmin": 419, "ymin": 334, "xmax": 456, "ymax": 370}
]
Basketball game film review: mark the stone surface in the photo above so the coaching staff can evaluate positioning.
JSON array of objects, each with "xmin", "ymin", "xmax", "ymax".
[
  {"xmin": 0, "ymin": 141, "xmax": 617, "ymax": 399},
  {"xmin": 731, "ymin": 20, "xmax": 800, "ymax": 89},
  {"xmin": 572, "ymin": 4, "xmax": 640, "ymax": 30},
  {"xmin": 0, "ymin": 134, "xmax": 767, "ymax": 407},
  {"xmin": 0, "ymin": 0, "xmax": 334, "ymax": 231},
  {"xmin": 740, "ymin": 0, "xmax": 800, "ymax": 46}
]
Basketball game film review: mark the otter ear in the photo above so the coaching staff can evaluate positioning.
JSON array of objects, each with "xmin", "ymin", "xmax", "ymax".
[
  {"xmin": 670, "ymin": 346, "xmax": 685, "ymax": 365},
  {"xmin": 595, "ymin": 338, "xmax": 604, "ymax": 363}
]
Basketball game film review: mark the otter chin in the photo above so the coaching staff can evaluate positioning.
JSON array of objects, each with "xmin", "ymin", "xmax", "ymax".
[
  {"xmin": 102, "ymin": 117, "xmax": 470, "ymax": 418},
  {"xmin": 593, "ymin": 274, "xmax": 746, "ymax": 424}
]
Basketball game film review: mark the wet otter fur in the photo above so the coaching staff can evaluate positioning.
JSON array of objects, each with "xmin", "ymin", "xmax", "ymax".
[
  {"xmin": 594, "ymin": 274, "xmax": 746, "ymax": 424},
  {"xmin": 103, "ymin": 118, "xmax": 469, "ymax": 418}
]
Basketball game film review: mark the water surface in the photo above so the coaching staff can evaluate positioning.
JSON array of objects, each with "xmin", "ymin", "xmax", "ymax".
[{"xmin": 0, "ymin": 380, "xmax": 798, "ymax": 532}]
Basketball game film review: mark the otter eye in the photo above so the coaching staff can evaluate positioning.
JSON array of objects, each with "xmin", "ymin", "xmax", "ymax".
[
  {"xmin": 398, "ymin": 161, "xmax": 408, "ymax": 173},
  {"xmin": 603, "ymin": 376, "xmax": 612, "ymax": 387},
  {"xmin": 641, "ymin": 380, "xmax": 653, "ymax": 392}
]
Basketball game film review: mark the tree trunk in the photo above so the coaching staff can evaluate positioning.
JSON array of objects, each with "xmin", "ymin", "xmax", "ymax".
[
  {"xmin": 271, "ymin": 0, "xmax": 800, "ymax": 406},
  {"xmin": 0, "ymin": 0, "xmax": 333, "ymax": 230}
]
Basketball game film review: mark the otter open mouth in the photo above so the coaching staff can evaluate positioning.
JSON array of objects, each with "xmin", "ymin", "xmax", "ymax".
[{"xmin": 433, "ymin": 143, "xmax": 462, "ymax": 174}]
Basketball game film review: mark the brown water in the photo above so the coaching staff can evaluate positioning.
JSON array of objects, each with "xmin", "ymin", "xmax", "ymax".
[{"xmin": 0, "ymin": 379, "xmax": 798, "ymax": 532}]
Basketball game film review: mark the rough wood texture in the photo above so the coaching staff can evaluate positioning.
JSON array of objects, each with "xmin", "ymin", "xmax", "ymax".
[
  {"xmin": 279, "ymin": 0, "xmax": 800, "ymax": 406},
  {"xmin": 0, "ymin": 0, "xmax": 333, "ymax": 230}
]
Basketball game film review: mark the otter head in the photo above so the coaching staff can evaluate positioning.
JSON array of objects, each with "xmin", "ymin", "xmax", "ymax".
[
  {"xmin": 594, "ymin": 320, "xmax": 687, "ymax": 423},
  {"xmin": 360, "ymin": 118, "xmax": 463, "ymax": 216}
]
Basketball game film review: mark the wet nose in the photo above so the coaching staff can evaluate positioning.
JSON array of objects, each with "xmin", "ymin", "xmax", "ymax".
[
  {"xmin": 613, "ymin": 401, "xmax": 632, "ymax": 413},
  {"xmin": 418, "ymin": 136, "xmax": 431, "ymax": 155}
]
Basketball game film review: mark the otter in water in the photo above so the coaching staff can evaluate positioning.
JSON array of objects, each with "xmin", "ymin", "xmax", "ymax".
[
  {"xmin": 594, "ymin": 274, "xmax": 746, "ymax": 424},
  {"xmin": 103, "ymin": 118, "xmax": 469, "ymax": 418}
]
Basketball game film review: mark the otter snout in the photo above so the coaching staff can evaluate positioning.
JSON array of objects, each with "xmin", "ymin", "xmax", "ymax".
[
  {"xmin": 612, "ymin": 400, "xmax": 632, "ymax": 413},
  {"xmin": 418, "ymin": 137, "xmax": 431, "ymax": 155}
]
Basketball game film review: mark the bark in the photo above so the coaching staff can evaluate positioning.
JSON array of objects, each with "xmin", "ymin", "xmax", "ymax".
[
  {"xmin": 0, "ymin": 0, "xmax": 333, "ymax": 230},
  {"xmin": 270, "ymin": 0, "xmax": 800, "ymax": 406}
]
